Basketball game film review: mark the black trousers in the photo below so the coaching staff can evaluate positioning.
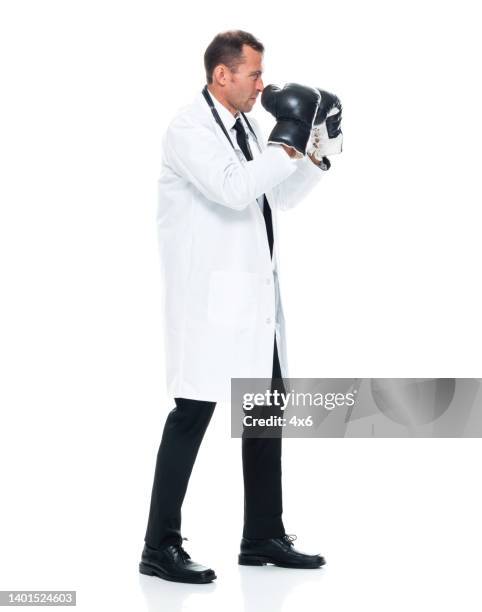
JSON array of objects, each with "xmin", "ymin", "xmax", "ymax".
[{"xmin": 144, "ymin": 335, "xmax": 286, "ymax": 548}]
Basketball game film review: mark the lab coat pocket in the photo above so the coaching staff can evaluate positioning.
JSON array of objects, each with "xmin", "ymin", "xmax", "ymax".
[{"xmin": 207, "ymin": 270, "xmax": 259, "ymax": 328}]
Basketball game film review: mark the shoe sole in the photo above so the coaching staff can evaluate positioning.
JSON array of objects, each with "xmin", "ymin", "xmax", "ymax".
[
  {"xmin": 238, "ymin": 554, "xmax": 325, "ymax": 569},
  {"xmin": 139, "ymin": 562, "xmax": 216, "ymax": 584}
]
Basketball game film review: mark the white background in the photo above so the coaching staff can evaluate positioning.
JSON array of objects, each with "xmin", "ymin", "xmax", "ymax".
[{"xmin": 1, "ymin": 1, "xmax": 481, "ymax": 610}]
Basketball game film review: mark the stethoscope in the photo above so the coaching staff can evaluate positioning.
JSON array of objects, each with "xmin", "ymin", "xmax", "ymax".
[
  {"xmin": 201, "ymin": 84, "xmax": 277, "ymax": 260},
  {"xmin": 201, "ymin": 85, "xmax": 261, "ymax": 156}
]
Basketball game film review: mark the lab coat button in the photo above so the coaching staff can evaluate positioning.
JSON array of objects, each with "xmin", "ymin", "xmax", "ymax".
[
  {"xmin": 265, "ymin": 317, "xmax": 272, "ymax": 324},
  {"xmin": 265, "ymin": 278, "xmax": 271, "ymax": 285}
]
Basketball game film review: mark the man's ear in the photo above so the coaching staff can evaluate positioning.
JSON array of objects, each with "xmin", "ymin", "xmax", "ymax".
[{"xmin": 213, "ymin": 65, "xmax": 227, "ymax": 87}]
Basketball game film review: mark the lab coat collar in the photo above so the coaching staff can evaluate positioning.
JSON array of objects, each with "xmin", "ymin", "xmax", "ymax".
[{"xmin": 204, "ymin": 87, "xmax": 241, "ymax": 133}]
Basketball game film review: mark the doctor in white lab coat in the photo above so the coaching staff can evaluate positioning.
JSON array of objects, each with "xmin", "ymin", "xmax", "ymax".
[
  {"xmin": 157, "ymin": 69, "xmax": 325, "ymax": 405},
  {"xmin": 141, "ymin": 30, "xmax": 329, "ymax": 583}
]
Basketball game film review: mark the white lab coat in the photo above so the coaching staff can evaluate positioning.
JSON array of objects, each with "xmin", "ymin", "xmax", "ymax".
[{"xmin": 157, "ymin": 89, "xmax": 324, "ymax": 403}]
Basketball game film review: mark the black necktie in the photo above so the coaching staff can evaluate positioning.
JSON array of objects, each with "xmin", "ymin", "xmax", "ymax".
[{"xmin": 233, "ymin": 118, "xmax": 274, "ymax": 258}]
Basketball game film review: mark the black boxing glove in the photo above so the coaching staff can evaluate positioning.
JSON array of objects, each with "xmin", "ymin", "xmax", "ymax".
[
  {"xmin": 261, "ymin": 83, "xmax": 321, "ymax": 157},
  {"xmin": 309, "ymin": 89, "xmax": 343, "ymax": 158}
]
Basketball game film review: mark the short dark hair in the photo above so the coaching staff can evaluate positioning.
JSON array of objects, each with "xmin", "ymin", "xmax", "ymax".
[{"xmin": 203, "ymin": 30, "xmax": 264, "ymax": 84}]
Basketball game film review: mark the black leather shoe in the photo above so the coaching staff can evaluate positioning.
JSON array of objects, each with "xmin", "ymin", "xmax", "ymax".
[
  {"xmin": 139, "ymin": 542, "xmax": 216, "ymax": 584},
  {"xmin": 239, "ymin": 534, "xmax": 325, "ymax": 569}
]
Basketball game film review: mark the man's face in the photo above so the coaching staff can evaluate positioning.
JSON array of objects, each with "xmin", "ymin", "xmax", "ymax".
[{"xmin": 225, "ymin": 45, "xmax": 264, "ymax": 113}]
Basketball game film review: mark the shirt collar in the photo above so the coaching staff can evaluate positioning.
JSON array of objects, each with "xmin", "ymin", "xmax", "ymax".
[{"xmin": 208, "ymin": 89, "xmax": 241, "ymax": 132}]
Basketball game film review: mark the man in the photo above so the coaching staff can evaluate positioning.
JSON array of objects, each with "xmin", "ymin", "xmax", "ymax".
[{"xmin": 140, "ymin": 30, "xmax": 341, "ymax": 584}]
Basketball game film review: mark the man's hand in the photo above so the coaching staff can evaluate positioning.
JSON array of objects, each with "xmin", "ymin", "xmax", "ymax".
[
  {"xmin": 308, "ymin": 151, "xmax": 331, "ymax": 170},
  {"xmin": 283, "ymin": 145, "xmax": 326, "ymax": 167},
  {"xmin": 308, "ymin": 151, "xmax": 322, "ymax": 166},
  {"xmin": 281, "ymin": 144, "xmax": 302, "ymax": 159}
]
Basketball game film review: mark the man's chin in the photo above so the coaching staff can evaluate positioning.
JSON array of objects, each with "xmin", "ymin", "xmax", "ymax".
[{"xmin": 242, "ymin": 100, "xmax": 256, "ymax": 113}]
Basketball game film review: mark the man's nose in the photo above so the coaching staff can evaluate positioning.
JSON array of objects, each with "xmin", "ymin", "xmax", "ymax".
[{"xmin": 256, "ymin": 78, "xmax": 264, "ymax": 93}]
